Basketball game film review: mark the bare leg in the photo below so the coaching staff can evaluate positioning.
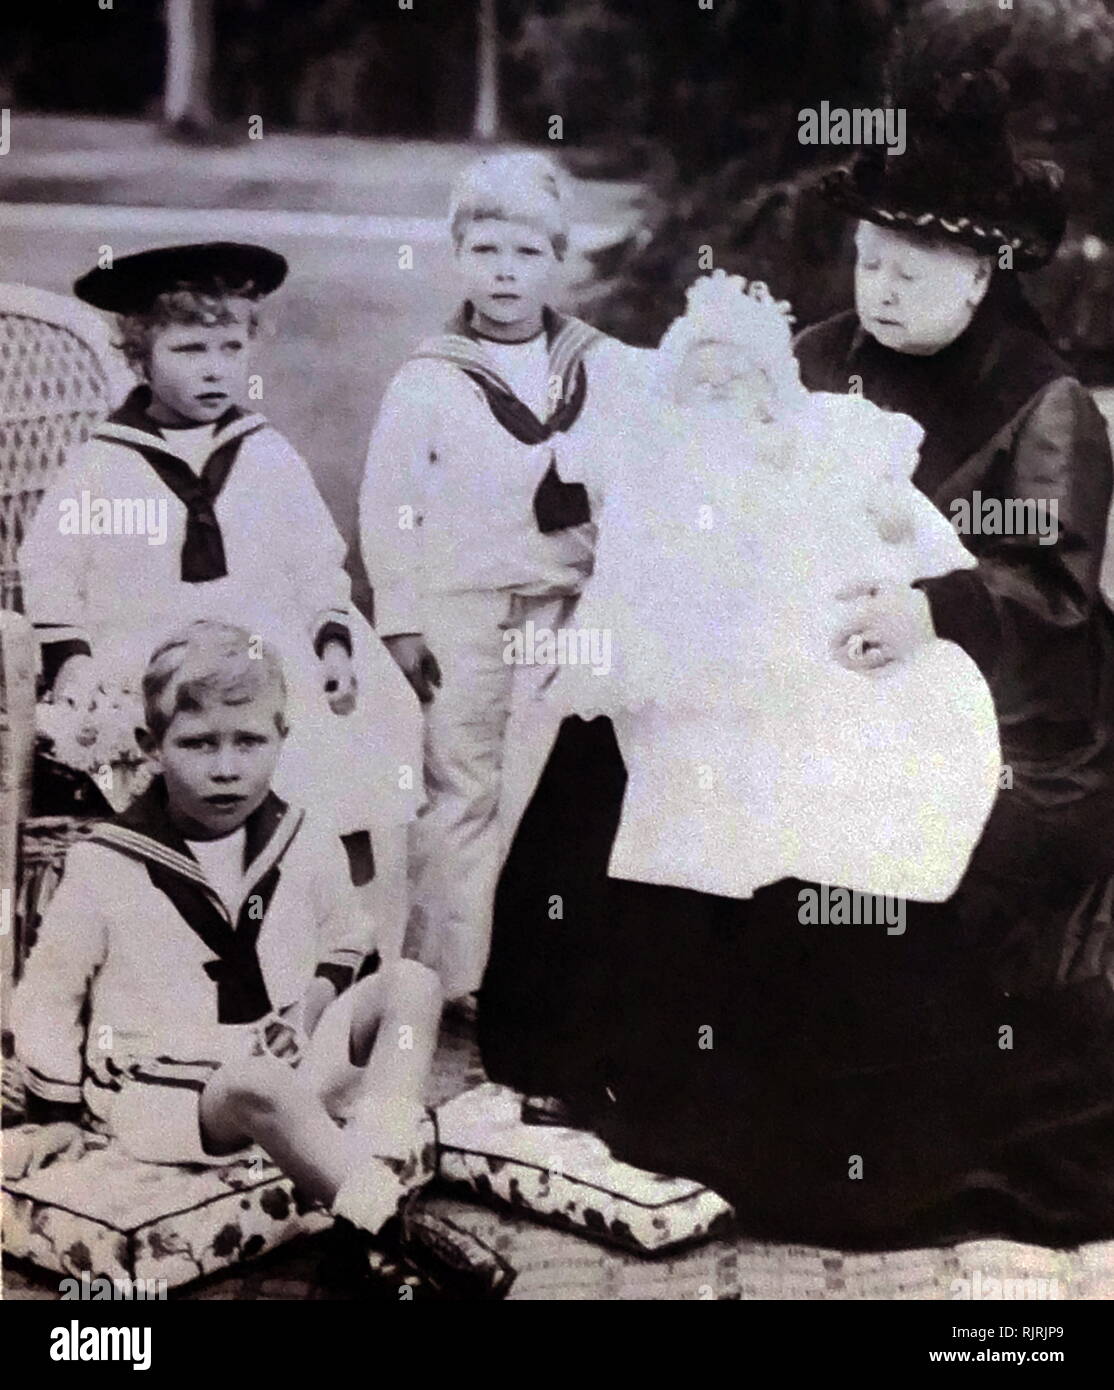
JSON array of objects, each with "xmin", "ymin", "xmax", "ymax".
[
  {"xmin": 199, "ymin": 964, "xmax": 440, "ymax": 1233},
  {"xmin": 327, "ymin": 961, "xmax": 442, "ymax": 1167},
  {"xmin": 299, "ymin": 961, "xmax": 440, "ymax": 1115},
  {"xmin": 199, "ymin": 1057, "xmax": 352, "ymax": 1208},
  {"xmin": 349, "ymin": 959, "xmax": 441, "ymax": 1089}
]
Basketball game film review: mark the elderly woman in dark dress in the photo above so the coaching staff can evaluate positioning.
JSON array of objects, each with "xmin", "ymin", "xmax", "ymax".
[
  {"xmin": 795, "ymin": 71, "xmax": 1114, "ymax": 1003},
  {"xmin": 480, "ymin": 71, "xmax": 1114, "ymax": 1248}
]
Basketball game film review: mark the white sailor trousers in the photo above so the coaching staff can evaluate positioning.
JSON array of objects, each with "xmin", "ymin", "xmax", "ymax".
[{"xmin": 410, "ymin": 588, "xmax": 576, "ymax": 998}]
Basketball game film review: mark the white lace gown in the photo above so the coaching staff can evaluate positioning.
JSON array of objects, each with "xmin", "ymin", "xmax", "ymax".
[{"xmin": 551, "ymin": 391, "xmax": 1001, "ymax": 903}]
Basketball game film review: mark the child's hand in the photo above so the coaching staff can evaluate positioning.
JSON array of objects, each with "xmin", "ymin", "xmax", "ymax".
[
  {"xmin": 320, "ymin": 641, "xmax": 358, "ymax": 716},
  {"xmin": 384, "ymin": 634, "xmax": 443, "ymax": 704},
  {"xmin": 830, "ymin": 581, "xmax": 935, "ymax": 673},
  {"xmin": 252, "ymin": 1015, "xmax": 304, "ymax": 1063},
  {"xmin": 4, "ymin": 1122, "xmax": 87, "ymax": 1179}
]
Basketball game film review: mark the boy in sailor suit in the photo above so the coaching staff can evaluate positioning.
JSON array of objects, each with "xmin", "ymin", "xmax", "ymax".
[
  {"xmin": 10, "ymin": 622, "xmax": 441, "ymax": 1239},
  {"xmin": 359, "ymin": 154, "xmax": 641, "ymax": 1003},
  {"xmin": 20, "ymin": 242, "xmax": 422, "ymax": 962}
]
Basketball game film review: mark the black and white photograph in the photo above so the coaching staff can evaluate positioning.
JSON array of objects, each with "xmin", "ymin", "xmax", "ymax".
[{"xmin": 1, "ymin": 0, "xmax": 1113, "ymax": 1341}]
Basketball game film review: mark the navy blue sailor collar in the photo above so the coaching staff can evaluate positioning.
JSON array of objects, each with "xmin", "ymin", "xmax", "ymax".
[
  {"xmin": 96, "ymin": 384, "xmax": 266, "ymax": 464},
  {"xmin": 93, "ymin": 386, "xmax": 268, "ymax": 582},
  {"xmin": 410, "ymin": 302, "xmax": 603, "ymax": 442},
  {"xmin": 89, "ymin": 777, "xmax": 305, "ymax": 915}
]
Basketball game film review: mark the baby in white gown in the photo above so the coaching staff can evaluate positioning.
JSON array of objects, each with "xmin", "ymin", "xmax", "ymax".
[{"xmin": 552, "ymin": 272, "xmax": 1001, "ymax": 902}]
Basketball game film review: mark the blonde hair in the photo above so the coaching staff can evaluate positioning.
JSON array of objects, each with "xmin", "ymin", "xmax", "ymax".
[
  {"xmin": 449, "ymin": 152, "xmax": 571, "ymax": 260},
  {"xmin": 117, "ymin": 288, "xmax": 260, "ymax": 377},
  {"xmin": 142, "ymin": 620, "xmax": 287, "ymax": 742}
]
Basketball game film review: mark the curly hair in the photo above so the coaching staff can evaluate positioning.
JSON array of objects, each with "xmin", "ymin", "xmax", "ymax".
[{"xmin": 116, "ymin": 286, "xmax": 261, "ymax": 376}]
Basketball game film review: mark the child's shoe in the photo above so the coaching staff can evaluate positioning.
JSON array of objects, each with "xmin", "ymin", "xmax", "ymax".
[
  {"xmin": 319, "ymin": 1215, "xmax": 434, "ymax": 1300},
  {"xmin": 400, "ymin": 1207, "xmax": 516, "ymax": 1300}
]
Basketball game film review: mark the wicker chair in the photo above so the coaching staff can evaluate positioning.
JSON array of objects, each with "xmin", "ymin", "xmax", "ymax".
[
  {"xmin": 0, "ymin": 284, "xmax": 125, "ymax": 1118},
  {"xmin": 0, "ymin": 283, "xmax": 127, "ymax": 611}
]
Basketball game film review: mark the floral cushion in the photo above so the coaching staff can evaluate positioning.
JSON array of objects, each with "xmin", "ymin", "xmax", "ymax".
[
  {"xmin": 3, "ymin": 1130, "xmax": 330, "ymax": 1288},
  {"xmin": 412, "ymin": 1193, "xmax": 1113, "ymax": 1301},
  {"xmin": 434, "ymin": 1083, "xmax": 734, "ymax": 1254}
]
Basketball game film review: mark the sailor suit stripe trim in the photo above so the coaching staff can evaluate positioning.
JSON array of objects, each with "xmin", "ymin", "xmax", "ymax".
[
  {"xmin": 86, "ymin": 825, "xmax": 213, "ymax": 896},
  {"xmin": 126, "ymin": 1058, "xmax": 221, "ymax": 1094},
  {"xmin": 549, "ymin": 318, "xmax": 603, "ymax": 389},
  {"xmin": 86, "ymin": 803, "xmax": 307, "ymax": 923},
  {"xmin": 410, "ymin": 308, "xmax": 604, "ymax": 420},
  {"xmin": 23, "ymin": 1063, "xmax": 84, "ymax": 1106},
  {"xmin": 27, "ymin": 386, "xmax": 360, "ymax": 682},
  {"xmin": 101, "ymin": 402, "xmax": 352, "ymax": 649},
  {"xmin": 92, "ymin": 414, "xmax": 267, "ymax": 459},
  {"xmin": 13, "ymin": 784, "xmax": 375, "ymax": 1140}
]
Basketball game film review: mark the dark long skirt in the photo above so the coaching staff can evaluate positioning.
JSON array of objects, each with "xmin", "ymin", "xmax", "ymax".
[{"xmin": 479, "ymin": 717, "xmax": 1114, "ymax": 1250}]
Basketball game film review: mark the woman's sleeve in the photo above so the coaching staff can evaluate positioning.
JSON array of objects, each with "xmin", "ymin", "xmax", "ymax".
[
  {"xmin": 922, "ymin": 377, "xmax": 1113, "ymax": 681},
  {"xmin": 358, "ymin": 364, "xmax": 437, "ymax": 639}
]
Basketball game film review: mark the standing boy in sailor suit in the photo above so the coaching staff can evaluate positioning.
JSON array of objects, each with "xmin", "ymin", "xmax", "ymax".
[
  {"xmin": 359, "ymin": 153, "xmax": 640, "ymax": 1004},
  {"xmin": 20, "ymin": 242, "xmax": 422, "ymax": 960}
]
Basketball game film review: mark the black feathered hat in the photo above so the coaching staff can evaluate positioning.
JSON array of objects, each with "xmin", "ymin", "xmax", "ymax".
[
  {"xmin": 820, "ymin": 69, "xmax": 1066, "ymax": 270},
  {"xmin": 74, "ymin": 242, "xmax": 288, "ymax": 315}
]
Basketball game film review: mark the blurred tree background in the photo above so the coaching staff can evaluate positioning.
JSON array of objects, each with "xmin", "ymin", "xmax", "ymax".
[
  {"xmin": 1, "ymin": 0, "xmax": 1112, "ymax": 374},
  {"xmin": 507, "ymin": 0, "xmax": 1114, "ymax": 372}
]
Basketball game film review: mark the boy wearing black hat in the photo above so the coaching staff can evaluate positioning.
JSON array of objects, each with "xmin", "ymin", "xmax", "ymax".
[{"xmin": 21, "ymin": 243, "xmax": 423, "ymax": 954}]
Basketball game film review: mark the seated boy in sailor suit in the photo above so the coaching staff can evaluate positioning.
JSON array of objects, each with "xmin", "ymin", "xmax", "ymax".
[
  {"xmin": 20, "ymin": 241, "xmax": 422, "ymax": 962},
  {"xmin": 359, "ymin": 153, "xmax": 641, "ymax": 1004},
  {"xmin": 10, "ymin": 621, "xmax": 440, "ymax": 1240}
]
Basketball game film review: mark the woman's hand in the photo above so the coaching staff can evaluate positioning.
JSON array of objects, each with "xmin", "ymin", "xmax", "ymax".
[
  {"xmin": 831, "ymin": 581, "xmax": 935, "ymax": 673},
  {"xmin": 4, "ymin": 1122, "xmax": 87, "ymax": 1180},
  {"xmin": 320, "ymin": 640, "xmax": 358, "ymax": 715}
]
